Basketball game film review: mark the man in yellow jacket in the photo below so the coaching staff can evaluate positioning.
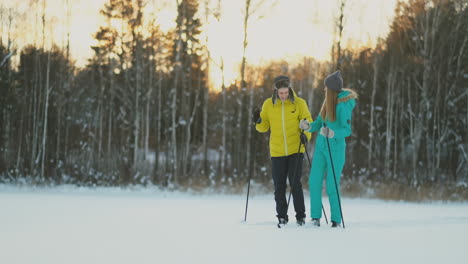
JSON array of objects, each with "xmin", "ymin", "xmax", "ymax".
[{"xmin": 253, "ymin": 75, "xmax": 313, "ymax": 226}]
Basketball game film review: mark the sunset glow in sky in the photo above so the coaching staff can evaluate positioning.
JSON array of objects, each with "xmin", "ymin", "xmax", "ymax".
[{"xmin": 1, "ymin": 0, "xmax": 398, "ymax": 89}]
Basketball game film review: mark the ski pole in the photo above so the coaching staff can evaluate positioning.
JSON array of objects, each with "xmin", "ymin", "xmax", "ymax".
[
  {"xmin": 244, "ymin": 171, "xmax": 252, "ymax": 222},
  {"xmin": 303, "ymin": 132, "xmax": 329, "ymax": 225},
  {"xmin": 286, "ymin": 127, "xmax": 328, "ymax": 225},
  {"xmin": 286, "ymin": 131, "xmax": 304, "ymax": 213},
  {"xmin": 244, "ymin": 118, "xmax": 258, "ymax": 222},
  {"xmin": 244, "ymin": 134, "xmax": 254, "ymax": 222},
  {"xmin": 324, "ymin": 123, "xmax": 345, "ymax": 228}
]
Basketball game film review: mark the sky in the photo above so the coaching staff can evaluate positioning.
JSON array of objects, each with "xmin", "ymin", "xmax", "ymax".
[
  {"xmin": 206, "ymin": 0, "xmax": 399, "ymax": 87},
  {"xmin": 0, "ymin": 0, "xmax": 399, "ymax": 89},
  {"xmin": 1, "ymin": 185, "xmax": 468, "ymax": 264}
]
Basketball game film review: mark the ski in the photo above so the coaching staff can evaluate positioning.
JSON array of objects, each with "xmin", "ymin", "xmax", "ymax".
[{"xmin": 277, "ymin": 223, "xmax": 307, "ymax": 228}]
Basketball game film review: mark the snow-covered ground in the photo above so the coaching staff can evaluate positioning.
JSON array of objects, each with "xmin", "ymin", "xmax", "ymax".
[{"xmin": 1, "ymin": 186, "xmax": 468, "ymax": 264}]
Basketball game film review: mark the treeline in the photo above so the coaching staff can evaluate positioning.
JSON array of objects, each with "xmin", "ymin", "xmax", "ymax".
[
  {"xmin": 0, "ymin": 0, "xmax": 467, "ymax": 199},
  {"xmin": 341, "ymin": 0, "xmax": 468, "ymax": 199}
]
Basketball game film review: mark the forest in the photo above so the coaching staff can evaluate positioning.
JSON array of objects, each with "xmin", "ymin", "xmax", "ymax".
[{"xmin": 0, "ymin": 0, "xmax": 467, "ymax": 200}]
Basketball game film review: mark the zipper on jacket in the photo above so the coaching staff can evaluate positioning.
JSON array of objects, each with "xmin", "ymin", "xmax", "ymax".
[{"xmin": 281, "ymin": 101, "xmax": 288, "ymax": 155}]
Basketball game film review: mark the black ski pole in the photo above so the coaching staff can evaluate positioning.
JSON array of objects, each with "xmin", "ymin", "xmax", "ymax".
[
  {"xmin": 244, "ymin": 117, "xmax": 258, "ymax": 222},
  {"xmin": 324, "ymin": 123, "xmax": 345, "ymax": 228},
  {"xmin": 285, "ymin": 131, "xmax": 304, "ymax": 213},
  {"xmin": 302, "ymin": 132, "xmax": 329, "ymax": 225},
  {"xmin": 244, "ymin": 136, "xmax": 255, "ymax": 222},
  {"xmin": 286, "ymin": 126, "xmax": 328, "ymax": 225},
  {"xmin": 244, "ymin": 171, "xmax": 252, "ymax": 222}
]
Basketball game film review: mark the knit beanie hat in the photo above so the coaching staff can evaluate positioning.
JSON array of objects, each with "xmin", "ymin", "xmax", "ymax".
[{"xmin": 324, "ymin": 71, "xmax": 343, "ymax": 92}]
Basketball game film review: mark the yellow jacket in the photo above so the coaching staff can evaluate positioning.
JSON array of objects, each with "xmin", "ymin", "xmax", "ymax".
[{"xmin": 256, "ymin": 94, "xmax": 312, "ymax": 157}]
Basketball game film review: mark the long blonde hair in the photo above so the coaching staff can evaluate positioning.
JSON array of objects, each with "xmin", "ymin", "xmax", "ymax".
[
  {"xmin": 320, "ymin": 88, "xmax": 358, "ymax": 122},
  {"xmin": 320, "ymin": 88, "xmax": 338, "ymax": 122}
]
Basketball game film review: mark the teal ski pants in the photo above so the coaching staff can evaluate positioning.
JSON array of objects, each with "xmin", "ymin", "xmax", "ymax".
[{"xmin": 309, "ymin": 143, "xmax": 345, "ymax": 223}]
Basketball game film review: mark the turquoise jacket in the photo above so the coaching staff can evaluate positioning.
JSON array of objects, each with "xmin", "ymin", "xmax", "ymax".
[
  {"xmin": 307, "ymin": 89, "xmax": 357, "ymax": 223},
  {"xmin": 309, "ymin": 90, "xmax": 357, "ymax": 151}
]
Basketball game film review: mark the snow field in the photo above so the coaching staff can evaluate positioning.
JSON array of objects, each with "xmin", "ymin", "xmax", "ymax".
[{"xmin": 1, "ymin": 187, "xmax": 467, "ymax": 264}]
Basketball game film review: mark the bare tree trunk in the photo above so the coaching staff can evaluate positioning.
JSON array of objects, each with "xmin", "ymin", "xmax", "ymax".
[
  {"xmin": 233, "ymin": 0, "xmax": 252, "ymax": 179},
  {"xmin": 0, "ymin": 8, "xmax": 3, "ymax": 45},
  {"xmin": 384, "ymin": 65, "xmax": 396, "ymax": 179},
  {"xmin": 393, "ymin": 94, "xmax": 400, "ymax": 179},
  {"xmin": 30, "ymin": 0, "xmax": 42, "ymax": 179},
  {"xmin": 107, "ymin": 59, "xmax": 115, "ymax": 158},
  {"xmin": 202, "ymin": 0, "xmax": 212, "ymax": 176},
  {"xmin": 334, "ymin": 0, "xmax": 345, "ymax": 70},
  {"xmin": 235, "ymin": 90, "xmax": 244, "ymax": 178},
  {"xmin": 154, "ymin": 68, "xmax": 162, "ymax": 183},
  {"xmin": 98, "ymin": 62, "xmax": 105, "ymax": 165},
  {"xmin": 42, "ymin": 0, "xmax": 47, "ymax": 49},
  {"xmin": 421, "ymin": 5, "xmax": 434, "ymax": 180},
  {"xmin": 245, "ymin": 68, "xmax": 258, "ymax": 179},
  {"xmin": 235, "ymin": 0, "xmax": 269, "ymax": 180},
  {"xmin": 32, "ymin": 64, "xmax": 39, "ymax": 177},
  {"xmin": 433, "ymin": 70, "xmax": 446, "ymax": 182},
  {"xmin": 133, "ymin": 52, "xmax": 141, "ymax": 177},
  {"xmin": 32, "ymin": 31, "xmax": 43, "ymax": 179},
  {"xmin": 220, "ymin": 58, "xmax": 226, "ymax": 183},
  {"xmin": 1, "ymin": 8, "xmax": 13, "ymax": 177},
  {"xmin": 181, "ymin": 57, "xmax": 192, "ymax": 182},
  {"xmin": 64, "ymin": 119, "xmax": 69, "ymax": 164},
  {"xmin": 64, "ymin": 38, "xmax": 71, "ymax": 169},
  {"xmin": 145, "ymin": 62, "xmax": 153, "ymax": 161},
  {"xmin": 368, "ymin": 53, "xmax": 379, "ymax": 169},
  {"xmin": 171, "ymin": 36, "xmax": 182, "ymax": 184},
  {"xmin": 56, "ymin": 97, "xmax": 62, "ymax": 169},
  {"xmin": 40, "ymin": 52, "xmax": 51, "ymax": 181},
  {"xmin": 240, "ymin": 0, "xmax": 251, "ymax": 89},
  {"xmin": 202, "ymin": 78, "xmax": 208, "ymax": 175},
  {"xmin": 408, "ymin": 76, "xmax": 422, "ymax": 186},
  {"xmin": 16, "ymin": 109, "xmax": 25, "ymax": 181},
  {"xmin": 183, "ymin": 87, "xmax": 200, "ymax": 178},
  {"xmin": 171, "ymin": 72, "xmax": 178, "ymax": 183},
  {"xmin": 56, "ymin": 0, "xmax": 72, "ymax": 168}
]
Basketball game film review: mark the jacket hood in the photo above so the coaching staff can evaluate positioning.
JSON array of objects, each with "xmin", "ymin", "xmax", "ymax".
[{"xmin": 337, "ymin": 89, "xmax": 358, "ymax": 103}]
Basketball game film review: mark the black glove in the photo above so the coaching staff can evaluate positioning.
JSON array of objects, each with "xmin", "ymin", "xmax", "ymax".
[
  {"xmin": 252, "ymin": 107, "xmax": 261, "ymax": 124},
  {"xmin": 300, "ymin": 133, "xmax": 308, "ymax": 145}
]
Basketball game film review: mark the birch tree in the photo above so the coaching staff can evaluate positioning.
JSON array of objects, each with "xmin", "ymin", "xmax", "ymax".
[
  {"xmin": 171, "ymin": 0, "xmax": 205, "ymax": 183},
  {"xmin": 236, "ymin": 0, "xmax": 273, "ymax": 180},
  {"xmin": 333, "ymin": 0, "xmax": 346, "ymax": 70}
]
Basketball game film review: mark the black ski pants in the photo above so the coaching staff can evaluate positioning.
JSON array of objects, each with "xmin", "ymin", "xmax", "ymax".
[{"xmin": 271, "ymin": 153, "xmax": 306, "ymax": 221}]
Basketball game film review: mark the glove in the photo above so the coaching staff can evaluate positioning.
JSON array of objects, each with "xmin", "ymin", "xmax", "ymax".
[
  {"xmin": 299, "ymin": 119, "xmax": 311, "ymax": 131},
  {"xmin": 320, "ymin": 127, "xmax": 335, "ymax": 138},
  {"xmin": 300, "ymin": 133, "xmax": 308, "ymax": 145},
  {"xmin": 252, "ymin": 107, "xmax": 261, "ymax": 124}
]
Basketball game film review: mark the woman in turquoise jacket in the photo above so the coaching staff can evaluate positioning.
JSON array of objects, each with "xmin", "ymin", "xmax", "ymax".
[{"xmin": 300, "ymin": 71, "xmax": 357, "ymax": 227}]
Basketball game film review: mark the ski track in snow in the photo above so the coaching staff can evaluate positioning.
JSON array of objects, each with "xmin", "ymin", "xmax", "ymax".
[{"xmin": 1, "ymin": 186, "xmax": 467, "ymax": 264}]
